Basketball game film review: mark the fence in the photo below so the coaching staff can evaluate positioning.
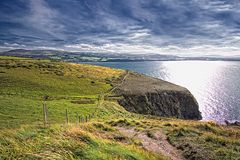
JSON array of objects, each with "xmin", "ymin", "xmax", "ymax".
[
  {"xmin": 40, "ymin": 73, "xmax": 122, "ymax": 127},
  {"xmin": 42, "ymin": 102, "xmax": 96, "ymax": 127}
]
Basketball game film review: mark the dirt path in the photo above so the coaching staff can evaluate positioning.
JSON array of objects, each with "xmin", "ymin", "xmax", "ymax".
[
  {"xmin": 96, "ymin": 71, "xmax": 129, "ymax": 109},
  {"xmin": 108, "ymin": 70, "xmax": 129, "ymax": 93},
  {"xmin": 117, "ymin": 127, "xmax": 185, "ymax": 160}
]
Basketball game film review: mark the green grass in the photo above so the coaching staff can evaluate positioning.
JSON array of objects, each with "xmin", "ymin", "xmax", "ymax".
[
  {"xmin": 0, "ymin": 57, "xmax": 123, "ymax": 128},
  {"xmin": 1, "ymin": 56, "xmax": 240, "ymax": 160},
  {"xmin": 0, "ymin": 56, "xmax": 30, "ymax": 60},
  {"xmin": 0, "ymin": 58, "xmax": 121, "ymax": 98},
  {"xmin": 108, "ymin": 118, "xmax": 240, "ymax": 160},
  {"xmin": 0, "ymin": 123, "xmax": 165, "ymax": 160}
]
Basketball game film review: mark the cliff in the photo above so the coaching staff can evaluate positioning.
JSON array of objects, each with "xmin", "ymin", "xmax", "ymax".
[{"xmin": 114, "ymin": 72, "xmax": 202, "ymax": 120}]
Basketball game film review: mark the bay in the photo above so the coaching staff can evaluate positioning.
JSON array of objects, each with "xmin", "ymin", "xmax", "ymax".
[{"xmin": 83, "ymin": 61, "xmax": 240, "ymax": 123}]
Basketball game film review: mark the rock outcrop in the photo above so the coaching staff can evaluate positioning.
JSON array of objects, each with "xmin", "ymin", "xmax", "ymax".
[{"xmin": 114, "ymin": 72, "xmax": 202, "ymax": 120}]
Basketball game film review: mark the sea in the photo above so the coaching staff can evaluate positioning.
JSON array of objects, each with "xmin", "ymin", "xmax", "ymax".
[{"xmin": 82, "ymin": 61, "xmax": 240, "ymax": 123}]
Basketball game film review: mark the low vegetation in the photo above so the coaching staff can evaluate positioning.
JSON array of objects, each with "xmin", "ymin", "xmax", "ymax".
[
  {"xmin": 107, "ymin": 117, "xmax": 240, "ymax": 160},
  {"xmin": 0, "ymin": 56, "xmax": 239, "ymax": 160},
  {"xmin": 0, "ymin": 122, "xmax": 165, "ymax": 160},
  {"xmin": 0, "ymin": 56, "xmax": 123, "ymax": 128}
]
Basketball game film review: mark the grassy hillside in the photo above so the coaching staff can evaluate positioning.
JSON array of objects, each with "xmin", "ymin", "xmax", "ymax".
[
  {"xmin": 0, "ymin": 122, "xmax": 165, "ymax": 160},
  {"xmin": 0, "ymin": 56, "xmax": 123, "ymax": 128},
  {"xmin": 0, "ymin": 56, "xmax": 239, "ymax": 160}
]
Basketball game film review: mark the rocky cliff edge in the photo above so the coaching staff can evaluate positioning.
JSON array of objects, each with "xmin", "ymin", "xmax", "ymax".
[{"xmin": 114, "ymin": 72, "xmax": 202, "ymax": 120}]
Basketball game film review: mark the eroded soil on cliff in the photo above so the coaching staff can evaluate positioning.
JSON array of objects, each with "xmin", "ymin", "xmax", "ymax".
[
  {"xmin": 117, "ymin": 127, "xmax": 185, "ymax": 160},
  {"xmin": 113, "ymin": 71, "xmax": 201, "ymax": 120}
]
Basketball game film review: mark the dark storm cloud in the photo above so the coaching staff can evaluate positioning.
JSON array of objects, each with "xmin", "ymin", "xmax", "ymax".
[{"xmin": 0, "ymin": 0, "xmax": 240, "ymax": 55}]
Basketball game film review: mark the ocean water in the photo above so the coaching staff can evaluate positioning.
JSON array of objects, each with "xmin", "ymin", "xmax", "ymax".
[{"xmin": 83, "ymin": 61, "xmax": 240, "ymax": 123}]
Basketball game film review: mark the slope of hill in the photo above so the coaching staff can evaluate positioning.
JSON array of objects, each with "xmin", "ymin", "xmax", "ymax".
[
  {"xmin": 1, "ymin": 49, "xmax": 240, "ymax": 62},
  {"xmin": 0, "ymin": 49, "xmax": 179, "ymax": 62},
  {"xmin": 0, "ymin": 56, "xmax": 239, "ymax": 160},
  {"xmin": 0, "ymin": 56, "xmax": 123, "ymax": 128}
]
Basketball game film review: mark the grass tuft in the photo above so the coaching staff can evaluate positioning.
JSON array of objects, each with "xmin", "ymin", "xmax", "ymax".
[{"xmin": 1, "ymin": 56, "xmax": 240, "ymax": 159}]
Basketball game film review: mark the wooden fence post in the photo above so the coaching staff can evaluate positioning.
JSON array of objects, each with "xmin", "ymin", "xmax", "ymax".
[
  {"xmin": 97, "ymin": 94, "xmax": 101, "ymax": 107},
  {"xmin": 42, "ymin": 102, "xmax": 48, "ymax": 127},
  {"xmin": 65, "ymin": 109, "xmax": 69, "ymax": 124},
  {"xmin": 45, "ymin": 103, "xmax": 48, "ymax": 125},
  {"xmin": 76, "ymin": 113, "xmax": 79, "ymax": 124},
  {"xmin": 43, "ymin": 103, "xmax": 46, "ymax": 127}
]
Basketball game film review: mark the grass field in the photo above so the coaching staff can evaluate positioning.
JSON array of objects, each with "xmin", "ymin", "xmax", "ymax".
[
  {"xmin": 0, "ymin": 56, "xmax": 240, "ymax": 160},
  {"xmin": 0, "ymin": 56, "xmax": 123, "ymax": 128}
]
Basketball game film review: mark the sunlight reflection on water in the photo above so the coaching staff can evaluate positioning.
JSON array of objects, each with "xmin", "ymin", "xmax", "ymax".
[
  {"xmin": 158, "ymin": 61, "xmax": 224, "ymax": 122},
  {"xmin": 83, "ymin": 61, "xmax": 240, "ymax": 123}
]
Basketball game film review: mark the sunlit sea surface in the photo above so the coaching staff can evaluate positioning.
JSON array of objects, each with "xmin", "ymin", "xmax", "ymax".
[{"xmin": 83, "ymin": 61, "xmax": 240, "ymax": 123}]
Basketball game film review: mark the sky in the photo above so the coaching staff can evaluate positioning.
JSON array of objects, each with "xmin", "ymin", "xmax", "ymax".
[{"xmin": 0, "ymin": 0, "xmax": 240, "ymax": 56}]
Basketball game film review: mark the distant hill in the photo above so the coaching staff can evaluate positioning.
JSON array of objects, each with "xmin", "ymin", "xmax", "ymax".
[
  {"xmin": 0, "ymin": 49, "xmax": 179, "ymax": 62},
  {"xmin": 1, "ymin": 49, "xmax": 240, "ymax": 62}
]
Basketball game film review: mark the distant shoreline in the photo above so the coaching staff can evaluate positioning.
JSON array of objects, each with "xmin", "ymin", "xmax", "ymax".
[
  {"xmin": 80, "ymin": 59, "xmax": 240, "ymax": 62},
  {"xmin": 1, "ymin": 49, "xmax": 240, "ymax": 62}
]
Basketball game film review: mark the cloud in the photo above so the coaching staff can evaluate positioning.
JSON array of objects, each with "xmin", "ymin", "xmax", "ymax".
[
  {"xmin": 4, "ymin": 42, "xmax": 26, "ymax": 47},
  {"xmin": 200, "ymin": 0, "xmax": 234, "ymax": 12},
  {"xmin": 26, "ymin": 0, "xmax": 65, "ymax": 39},
  {"xmin": 64, "ymin": 42, "xmax": 240, "ymax": 56},
  {"xmin": 0, "ymin": 0, "xmax": 240, "ymax": 56}
]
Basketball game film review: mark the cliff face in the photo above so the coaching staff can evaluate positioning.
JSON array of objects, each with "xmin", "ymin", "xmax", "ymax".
[{"xmin": 114, "ymin": 72, "xmax": 202, "ymax": 120}]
